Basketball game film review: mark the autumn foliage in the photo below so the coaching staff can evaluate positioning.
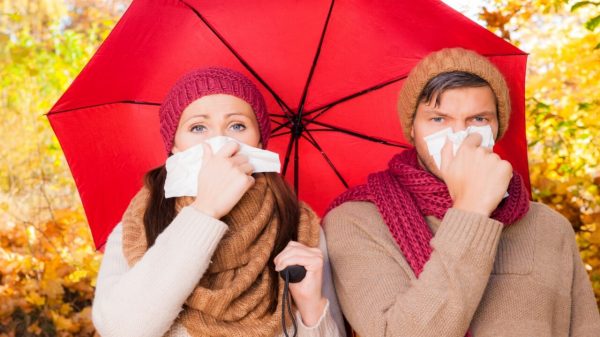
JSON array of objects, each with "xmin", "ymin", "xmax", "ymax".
[
  {"xmin": 0, "ymin": 0, "xmax": 599, "ymax": 336},
  {"xmin": 1, "ymin": 1, "xmax": 127, "ymax": 335},
  {"xmin": 480, "ymin": 0, "xmax": 600, "ymax": 306}
]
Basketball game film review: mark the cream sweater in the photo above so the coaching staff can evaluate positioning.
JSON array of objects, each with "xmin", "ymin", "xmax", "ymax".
[
  {"xmin": 324, "ymin": 201, "xmax": 600, "ymax": 337},
  {"xmin": 92, "ymin": 206, "xmax": 345, "ymax": 337}
]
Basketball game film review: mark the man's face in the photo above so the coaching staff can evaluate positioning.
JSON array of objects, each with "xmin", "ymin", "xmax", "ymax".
[{"xmin": 411, "ymin": 85, "xmax": 499, "ymax": 179}]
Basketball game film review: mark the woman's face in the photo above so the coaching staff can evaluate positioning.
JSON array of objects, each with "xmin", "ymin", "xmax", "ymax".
[{"xmin": 171, "ymin": 94, "xmax": 261, "ymax": 153}]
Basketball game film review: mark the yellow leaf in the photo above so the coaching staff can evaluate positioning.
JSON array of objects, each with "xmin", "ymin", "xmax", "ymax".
[
  {"xmin": 27, "ymin": 323, "xmax": 42, "ymax": 334},
  {"xmin": 42, "ymin": 278, "xmax": 64, "ymax": 300},
  {"xmin": 590, "ymin": 230, "xmax": 600, "ymax": 245},
  {"xmin": 25, "ymin": 292, "xmax": 45, "ymax": 306},
  {"xmin": 66, "ymin": 269, "xmax": 88, "ymax": 283}
]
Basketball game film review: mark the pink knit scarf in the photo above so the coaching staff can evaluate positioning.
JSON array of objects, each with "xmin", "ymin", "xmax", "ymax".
[{"xmin": 329, "ymin": 148, "xmax": 530, "ymax": 279}]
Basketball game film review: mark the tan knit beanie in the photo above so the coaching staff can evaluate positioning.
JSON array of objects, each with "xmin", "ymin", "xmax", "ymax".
[{"xmin": 397, "ymin": 48, "xmax": 511, "ymax": 143}]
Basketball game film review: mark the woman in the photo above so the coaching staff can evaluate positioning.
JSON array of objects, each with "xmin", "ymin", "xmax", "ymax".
[{"xmin": 92, "ymin": 67, "xmax": 345, "ymax": 337}]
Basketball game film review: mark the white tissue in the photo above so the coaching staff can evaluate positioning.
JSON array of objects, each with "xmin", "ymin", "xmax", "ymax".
[
  {"xmin": 164, "ymin": 136, "xmax": 281, "ymax": 198},
  {"xmin": 424, "ymin": 125, "xmax": 495, "ymax": 170},
  {"xmin": 424, "ymin": 125, "xmax": 508, "ymax": 198}
]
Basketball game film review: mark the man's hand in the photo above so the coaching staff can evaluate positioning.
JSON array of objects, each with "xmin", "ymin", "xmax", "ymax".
[{"xmin": 440, "ymin": 133, "xmax": 512, "ymax": 217}]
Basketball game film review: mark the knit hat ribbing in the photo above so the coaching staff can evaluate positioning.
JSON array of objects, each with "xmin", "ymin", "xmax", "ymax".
[
  {"xmin": 397, "ymin": 48, "xmax": 511, "ymax": 142},
  {"xmin": 159, "ymin": 67, "xmax": 271, "ymax": 153}
]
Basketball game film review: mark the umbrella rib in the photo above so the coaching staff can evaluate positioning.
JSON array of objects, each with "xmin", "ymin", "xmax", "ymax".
[
  {"xmin": 294, "ymin": 133, "xmax": 300, "ymax": 194},
  {"xmin": 281, "ymin": 132, "xmax": 296, "ymax": 178},
  {"xmin": 303, "ymin": 74, "xmax": 409, "ymax": 120},
  {"xmin": 271, "ymin": 119, "xmax": 287, "ymax": 127},
  {"xmin": 307, "ymin": 120, "xmax": 411, "ymax": 148},
  {"xmin": 48, "ymin": 100, "xmax": 160, "ymax": 115},
  {"xmin": 180, "ymin": 0, "xmax": 294, "ymax": 118},
  {"xmin": 300, "ymin": 105, "xmax": 333, "ymax": 127},
  {"xmin": 271, "ymin": 131, "xmax": 292, "ymax": 138},
  {"xmin": 272, "ymin": 120, "xmax": 292, "ymax": 134},
  {"xmin": 301, "ymin": 129, "xmax": 349, "ymax": 189},
  {"xmin": 296, "ymin": 0, "xmax": 335, "ymax": 116},
  {"xmin": 302, "ymin": 53, "xmax": 526, "ymax": 119}
]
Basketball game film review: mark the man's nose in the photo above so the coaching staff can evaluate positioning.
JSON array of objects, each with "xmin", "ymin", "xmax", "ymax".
[{"xmin": 451, "ymin": 121, "xmax": 467, "ymax": 133}]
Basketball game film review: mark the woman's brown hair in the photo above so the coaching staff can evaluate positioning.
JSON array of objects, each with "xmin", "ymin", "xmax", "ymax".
[{"xmin": 142, "ymin": 166, "xmax": 299, "ymax": 312}]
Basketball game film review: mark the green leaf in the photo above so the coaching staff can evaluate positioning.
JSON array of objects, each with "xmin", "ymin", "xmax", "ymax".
[
  {"xmin": 578, "ymin": 102, "xmax": 593, "ymax": 110},
  {"xmin": 595, "ymin": 42, "xmax": 600, "ymax": 50},
  {"xmin": 585, "ymin": 14, "xmax": 600, "ymax": 31},
  {"xmin": 571, "ymin": 1, "xmax": 600, "ymax": 12},
  {"xmin": 537, "ymin": 101, "xmax": 551, "ymax": 109}
]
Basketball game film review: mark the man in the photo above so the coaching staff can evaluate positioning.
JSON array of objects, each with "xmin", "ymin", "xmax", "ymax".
[{"xmin": 324, "ymin": 48, "xmax": 600, "ymax": 337}]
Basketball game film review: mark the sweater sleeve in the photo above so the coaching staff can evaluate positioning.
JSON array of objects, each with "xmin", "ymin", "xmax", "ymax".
[
  {"xmin": 568, "ymin": 226, "xmax": 600, "ymax": 336},
  {"xmin": 92, "ymin": 206, "xmax": 228, "ymax": 337},
  {"xmin": 324, "ymin": 202, "xmax": 503, "ymax": 337},
  {"xmin": 296, "ymin": 228, "xmax": 347, "ymax": 337}
]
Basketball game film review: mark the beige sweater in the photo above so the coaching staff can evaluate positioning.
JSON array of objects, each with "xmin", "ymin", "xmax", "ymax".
[
  {"xmin": 93, "ymin": 207, "xmax": 345, "ymax": 337},
  {"xmin": 324, "ymin": 201, "xmax": 600, "ymax": 337}
]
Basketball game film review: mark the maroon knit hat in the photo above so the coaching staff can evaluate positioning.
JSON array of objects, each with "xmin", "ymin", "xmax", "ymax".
[{"xmin": 159, "ymin": 67, "xmax": 271, "ymax": 153}]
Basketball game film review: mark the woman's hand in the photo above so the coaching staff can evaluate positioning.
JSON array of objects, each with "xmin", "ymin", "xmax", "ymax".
[
  {"xmin": 191, "ymin": 141, "xmax": 255, "ymax": 219},
  {"xmin": 274, "ymin": 241, "xmax": 327, "ymax": 327}
]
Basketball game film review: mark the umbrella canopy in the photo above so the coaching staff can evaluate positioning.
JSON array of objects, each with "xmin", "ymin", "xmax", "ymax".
[{"xmin": 49, "ymin": 0, "xmax": 530, "ymax": 249}]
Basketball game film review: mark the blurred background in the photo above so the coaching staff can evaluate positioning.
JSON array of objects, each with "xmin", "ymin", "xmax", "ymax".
[{"xmin": 0, "ymin": 0, "xmax": 598, "ymax": 335}]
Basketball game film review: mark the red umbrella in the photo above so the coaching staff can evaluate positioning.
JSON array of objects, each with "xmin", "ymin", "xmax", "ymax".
[{"xmin": 48, "ymin": 0, "xmax": 530, "ymax": 249}]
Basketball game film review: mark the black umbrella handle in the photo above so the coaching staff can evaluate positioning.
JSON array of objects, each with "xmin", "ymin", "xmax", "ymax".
[
  {"xmin": 280, "ymin": 265, "xmax": 306, "ymax": 337},
  {"xmin": 279, "ymin": 265, "xmax": 306, "ymax": 283}
]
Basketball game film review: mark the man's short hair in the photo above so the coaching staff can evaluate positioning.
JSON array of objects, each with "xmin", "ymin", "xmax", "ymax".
[{"xmin": 417, "ymin": 71, "xmax": 492, "ymax": 108}]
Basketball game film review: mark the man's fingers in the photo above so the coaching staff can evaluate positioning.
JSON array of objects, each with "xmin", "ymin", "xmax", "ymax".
[
  {"xmin": 462, "ymin": 132, "xmax": 483, "ymax": 148},
  {"xmin": 440, "ymin": 138, "xmax": 454, "ymax": 175}
]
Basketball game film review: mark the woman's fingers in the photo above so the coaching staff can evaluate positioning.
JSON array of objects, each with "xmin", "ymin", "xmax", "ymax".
[
  {"xmin": 274, "ymin": 242, "xmax": 323, "ymax": 272},
  {"xmin": 239, "ymin": 163, "xmax": 254, "ymax": 175},
  {"xmin": 214, "ymin": 141, "xmax": 240, "ymax": 158},
  {"xmin": 201, "ymin": 142, "xmax": 213, "ymax": 162},
  {"xmin": 192, "ymin": 141, "xmax": 256, "ymax": 219}
]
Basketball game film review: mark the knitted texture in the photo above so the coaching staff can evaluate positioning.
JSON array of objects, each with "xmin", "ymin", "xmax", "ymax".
[
  {"xmin": 397, "ymin": 48, "xmax": 511, "ymax": 142},
  {"xmin": 328, "ymin": 148, "xmax": 530, "ymax": 276},
  {"xmin": 328, "ymin": 149, "xmax": 530, "ymax": 337},
  {"xmin": 324, "ymin": 202, "xmax": 600, "ymax": 336},
  {"xmin": 159, "ymin": 67, "xmax": 271, "ymax": 153},
  {"xmin": 122, "ymin": 175, "xmax": 321, "ymax": 337}
]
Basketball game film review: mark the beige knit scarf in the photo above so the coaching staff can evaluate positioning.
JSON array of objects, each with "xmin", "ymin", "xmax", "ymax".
[{"xmin": 121, "ymin": 174, "xmax": 320, "ymax": 337}]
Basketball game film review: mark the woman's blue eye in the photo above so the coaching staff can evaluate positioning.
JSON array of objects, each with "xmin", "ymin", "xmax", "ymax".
[
  {"xmin": 432, "ymin": 117, "xmax": 444, "ymax": 123},
  {"xmin": 190, "ymin": 125, "xmax": 206, "ymax": 132},
  {"xmin": 230, "ymin": 123, "xmax": 246, "ymax": 131}
]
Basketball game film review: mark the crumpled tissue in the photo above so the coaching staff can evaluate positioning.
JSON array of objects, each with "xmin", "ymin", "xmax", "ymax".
[
  {"xmin": 424, "ymin": 125, "xmax": 508, "ymax": 198},
  {"xmin": 424, "ymin": 125, "xmax": 495, "ymax": 170},
  {"xmin": 164, "ymin": 136, "xmax": 280, "ymax": 198}
]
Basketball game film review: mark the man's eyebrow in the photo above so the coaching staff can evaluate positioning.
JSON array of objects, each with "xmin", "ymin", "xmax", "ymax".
[
  {"xmin": 421, "ymin": 110, "xmax": 497, "ymax": 117},
  {"xmin": 422, "ymin": 109, "xmax": 451, "ymax": 117},
  {"xmin": 472, "ymin": 110, "xmax": 496, "ymax": 116}
]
